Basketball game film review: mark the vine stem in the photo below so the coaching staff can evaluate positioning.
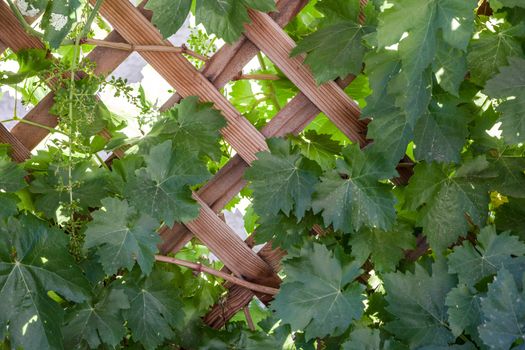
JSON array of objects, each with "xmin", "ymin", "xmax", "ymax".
[
  {"xmin": 256, "ymin": 52, "xmax": 281, "ymax": 111},
  {"xmin": 66, "ymin": 0, "xmax": 104, "ymax": 236},
  {"xmin": 79, "ymin": 38, "xmax": 209, "ymax": 61},
  {"xmin": 154, "ymin": 255, "xmax": 279, "ymax": 295},
  {"xmin": 5, "ymin": 0, "xmax": 43, "ymax": 38},
  {"xmin": 1, "ymin": 117, "xmax": 69, "ymax": 136}
]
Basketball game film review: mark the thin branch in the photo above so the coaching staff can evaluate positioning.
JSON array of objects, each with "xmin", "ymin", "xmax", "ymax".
[
  {"xmin": 155, "ymin": 255, "xmax": 279, "ymax": 295},
  {"xmin": 80, "ymin": 38, "xmax": 209, "ymax": 61},
  {"xmin": 243, "ymin": 306, "xmax": 255, "ymax": 331},
  {"xmin": 233, "ymin": 73, "xmax": 280, "ymax": 81},
  {"xmin": 80, "ymin": 0, "xmax": 105, "ymax": 39}
]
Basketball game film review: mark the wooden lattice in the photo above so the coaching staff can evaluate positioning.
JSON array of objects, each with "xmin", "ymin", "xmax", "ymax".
[{"xmin": 0, "ymin": 0, "xmax": 412, "ymax": 329}]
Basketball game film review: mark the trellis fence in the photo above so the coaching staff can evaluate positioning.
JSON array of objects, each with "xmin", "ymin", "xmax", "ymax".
[{"xmin": 0, "ymin": 0, "xmax": 412, "ymax": 328}]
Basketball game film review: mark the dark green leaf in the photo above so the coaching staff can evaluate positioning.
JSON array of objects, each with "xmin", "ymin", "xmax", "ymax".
[
  {"xmin": 0, "ymin": 214, "xmax": 90, "ymax": 350},
  {"xmin": 291, "ymin": 21, "xmax": 370, "ymax": 84},
  {"xmin": 254, "ymin": 211, "xmax": 320, "ymax": 249},
  {"xmin": 349, "ymin": 220, "xmax": 416, "ymax": 272},
  {"xmin": 195, "ymin": 0, "xmax": 274, "ymax": 43},
  {"xmin": 272, "ymin": 243, "xmax": 365, "ymax": 340},
  {"xmin": 126, "ymin": 140, "xmax": 210, "ymax": 227},
  {"xmin": 41, "ymin": 0, "xmax": 81, "ymax": 48},
  {"xmin": 445, "ymin": 285, "xmax": 481, "ymax": 338},
  {"xmin": 142, "ymin": 96, "xmax": 226, "ymax": 160},
  {"xmin": 448, "ymin": 226, "xmax": 525, "ymax": 286},
  {"xmin": 30, "ymin": 161, "xmax": 110, "ymax": 220},
  {"xmin": 245, "ymin": 138, "xmax": 321, "ymax": 220},
  {"xmin": 0, "ymin": 49, "xmax": 51, "ymax": 84},
  {"xmin": 384, "ymin": 260, "xmax": 456, "ymax": 348},
  {"xmin": 467, "ymin": 23, "xmax": 525, "ymax": 85},
  {"xmin": 120, "ymin": 267, "xmax": 185, "ymax": 350},
  {"xmin": 312, "ymin": 145, "xmax": 396, "ymax": 233},
  {"xmin": 0, "ymin": 156, "xmax": 26, "ymax": 192},
  {"xmin": 404, "ymin": 158, "xmax": 494, "ymax": 252},
  {"xmin": 342, "ymin": 327, "xmax": 380, "ymax": 350},
  {"xmin": 414, "ymin": 98, "xmax": 468, "ymax": 163},
  {"xmin": 63, "ymin": 288, "xmax": 130, "ymax": 349},
  {"xmin": 484, "ymin": 56, "xmax": 525, "ymax": 144},
  {"xmin": 145, "ymin": 0, "xmax": 192, "ymax": 38},
  {"xmin": 495, "ymin": 197, "xmax": 525, "ymax": 240},
  {"xmin": 84, "ymin": 197, "xmax": 160, "ymax": 275},
  {"xmin": 478, "ymin": 268, "xmax": 525, "ymax": 349}
]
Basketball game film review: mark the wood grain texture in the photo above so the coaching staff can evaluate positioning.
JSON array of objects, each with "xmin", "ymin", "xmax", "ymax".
[
  {"xmin": 0, "ymin": 2, "xmax": 135, "ymax": 151},
  {"xmin": 0, "ymin": 124, "xmax": 31, "ymax": 162},
  {"xmin": 188, "ymin": 194, "xmax": 280, "ymax": 287},
  {"xmin": 95, "ymin": 0, "xmax": 268, "ymax": 165},
  {"xmin": 244, "ymin": 10, "xmax": 368, "ymax": 146}
]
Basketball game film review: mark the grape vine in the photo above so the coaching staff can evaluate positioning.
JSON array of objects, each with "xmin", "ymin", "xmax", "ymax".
[{"xmin": 0, "ymin": 0, "xmax": 524, "ymax": 349}]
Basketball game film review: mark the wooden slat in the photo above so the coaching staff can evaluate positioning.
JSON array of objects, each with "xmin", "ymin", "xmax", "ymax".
[
  {"xmin": 204, "ymin": 243, "xmax": 285, "ymax": 328},
  {"xmin": 159, "ymin": 76, "xmax": 356, "ymax": 253},
  {"xmin": 188, "ymin": 194, "xmax": 280, "ymax": 287},
  {"xmin": 0, "ymin": 124, "xmax": 31, "ymax": 162},
  {"xmin": 0, "ymin": 2, "xmax": 134, "ymax": 150},
  {"xmin": 244, "ymin": 10, "xmax": 368, "ymax": 146},
  {"xmin": 95, "ymin": 0, "xmax": 268, "ymax": 165},
  {"xmin": 160, "ymin": 0, "xmax": 308, "ymax": 109},
  {"xmin": 0, "ymin": 3, "xmax": 44, "ymax": 50}
]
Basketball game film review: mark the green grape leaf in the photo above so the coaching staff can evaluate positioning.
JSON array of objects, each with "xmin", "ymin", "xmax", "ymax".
[
  {"xmin": 29, "ymin": 161, "xmax": 110, "ymax": 220},
  {"xmin": 0, "ymin": 48, "xmax": 52, "ymax": 84},
  {"xmin": 433, "ymin": 40, "xmax": 467, "ymax": 96},
  {"xmin": 404, "ymin": 158, "xmax": 494, "ymax": 252},
  {"xmin": 342, "ymin": 328, "xmax": 380, "ymax": 350},
  {"xmin": 0, "ymin": 214, "xmax": 90, "ymax": 350},
  {"xmin": 0, "ymin": 156, "xmax": 26, "ymax": 192},
  {"xmin": 40, "ymin": 0, "xmax": 81, "ymax": 48},
  {"xmin": 467, "ymin": 23, "xmax": 525, "ymax": 85},
  {"xmin": 142, "ymin": 96, "xmax": 226, "ymax": 160},
  {"xmin": 495, "ymin": 197, "xmax": 525, "ymax": 240},
  {"xmin": 448, "ymin": 226, "xmax": 525, "ymax": 286},
  {"xmin": 195, "ymin": 0, "xmax": 275, "ymax": 43},
  {"xmin": 499, "ymin": 0, "xmax": 525, "ymax": 7},
  {"xmin": 312, "ymin": 145, "xmax": 396, "ymax": 233},
  {"xmin": 486, "ymin": 148, "xmax": 525, "ymax": 198},
  {"xmin": 363, "ymin": 50, "xmax": 412, "ymax": 169},
  {"xmin": 293, "ymin": 130, "xmax": 343, "ymax": 170},
  {"xmin": 119, "ymin": 267, "xmax": 185, "ymax": 350},
  {"xmin": 445, "ymin": 285, "xmax": 482, "ymax": 338},
  {"xmin": 349, "ymin": 221, "xmax": 416, "ymax": 272},
  {"xmin": 63, "ymin": 288, "xmax": 130, "ymax": 349},
  {"xmin": 254, "ymin": 211, "xmax": 320, "ymax": 249},
  {"xmin": 414, "ymin": 98, "xmax": 469, "ymax": 163},
  {"xmin": 126, "ymin": 140, "xmax": 210, "ymax": 227},
  {"xmin": 478, "ymin": 268, "xmax": 525, "ymax": 349},
  {"xmin": 245, "ymin": 138, "xmax": 322, "ymax": 220},
  {"xmin": 291, "ymin": 0, "xmax": 374, "ymax": 84},
  {"xmin": 0, "ymin": 193, "xmax": 19, "ymax": 219},
  {"xmin": 377, "ymin": 0, "xmax": 476, "ymax": 123},
  {"xmin": 272, "ymin": 243, "xmax": 365, "ymax": 340},
  {"xmin": 384, "ymin": 260, "xmax": 456, "ymax": 348},
  {"xmin": 484, "ymin": 56, "xmax": 525, "ymax": 144},
  {"xmin": 145, "ymin": 0, "xmax": 192, "ymax": 38},
  {"xmin": 84, "ymin": 197, "xmax": 160, "ymax": 276}
]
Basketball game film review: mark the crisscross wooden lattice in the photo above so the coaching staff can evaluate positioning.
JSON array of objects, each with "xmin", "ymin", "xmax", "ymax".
[{"xmin": 0, "ymin": 0, "xmax": 412, "ymax": 329}]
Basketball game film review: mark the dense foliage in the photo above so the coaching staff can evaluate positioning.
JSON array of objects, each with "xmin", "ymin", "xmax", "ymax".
[{"xmin": 1, "ymin": 0, "xmax": 525, "ymax": 349}]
